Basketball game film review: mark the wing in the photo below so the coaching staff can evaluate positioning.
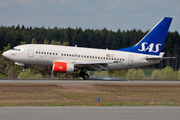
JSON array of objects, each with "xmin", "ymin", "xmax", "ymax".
[{"xmin": 73, "ymin": 61, "xmax": 120, "ymax": 71}]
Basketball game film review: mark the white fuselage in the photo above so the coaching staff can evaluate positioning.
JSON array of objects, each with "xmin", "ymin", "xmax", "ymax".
[{"xmin": 3, "ymin": 44, "xmax": 161, "ymax": 71}]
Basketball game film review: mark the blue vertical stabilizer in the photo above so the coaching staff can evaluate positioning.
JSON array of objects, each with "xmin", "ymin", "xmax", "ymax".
[{"xmin": 117, "ymin": 17, "xmax": 173, "ymax": 55}]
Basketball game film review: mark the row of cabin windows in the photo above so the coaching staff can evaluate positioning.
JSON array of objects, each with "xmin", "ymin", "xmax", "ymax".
[
  {"xmin": 62, "ymin": 53, "xmax": 124, "ymax": 61},
  {"xmin": 35, "ymin": 51, "xmax": 124, "ymax": 61},
  {"xmin": 36, "ymin": 51, "xmax": 58, "ymax": 55}
]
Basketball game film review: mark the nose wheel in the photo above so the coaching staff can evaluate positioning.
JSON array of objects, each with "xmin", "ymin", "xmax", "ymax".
[
  {"xmin": 22, "ymin": 65, "xmax": 27, "ymax": 72},
  {"xmin": 79, "ymin": 69, "xmax": 89, "ymax": 80},
  {"xmin": 22, "ymin": 68, "xmax": 26, "ymax": 72}
]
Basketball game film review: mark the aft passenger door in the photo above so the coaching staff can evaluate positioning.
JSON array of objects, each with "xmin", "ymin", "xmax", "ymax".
[{"xmin": 128, "ymin": 55, "xmax": 133, "ymax": 66}]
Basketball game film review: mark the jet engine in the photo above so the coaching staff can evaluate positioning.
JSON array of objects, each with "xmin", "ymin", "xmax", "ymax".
[{"xmin": 53, "ymin": 62, "xmax": 74, "ymax": 74}]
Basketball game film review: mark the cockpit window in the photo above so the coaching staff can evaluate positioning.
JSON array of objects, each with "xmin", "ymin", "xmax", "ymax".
[{"xmin": 12, "ymin": 48, "xmax": 21, "ymax": 51}]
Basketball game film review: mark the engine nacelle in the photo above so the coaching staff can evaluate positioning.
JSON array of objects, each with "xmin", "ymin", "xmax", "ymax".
[{"xmin": 52, "ymin": 62, "xmax": 74, "ymax": 74}]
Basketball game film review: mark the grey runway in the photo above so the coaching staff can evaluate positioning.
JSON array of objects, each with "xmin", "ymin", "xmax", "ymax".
[
  {"xmin": 0, "ymin": 79, "xmax": 180, "ymax": 84},
  {"xmin": 0, "ymin": 106, "xmax": 179, "ymax": 120}
]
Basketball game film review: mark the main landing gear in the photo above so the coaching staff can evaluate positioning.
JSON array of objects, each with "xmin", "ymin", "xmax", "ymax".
[{"xmin": 79, "ymin": 69, "xmax": 89, "ymax": 80}]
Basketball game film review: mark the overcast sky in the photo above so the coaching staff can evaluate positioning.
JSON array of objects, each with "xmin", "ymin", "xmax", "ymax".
[{"xmin": 0, "ymin": 0, "xmax": 180, "ymax": 32}]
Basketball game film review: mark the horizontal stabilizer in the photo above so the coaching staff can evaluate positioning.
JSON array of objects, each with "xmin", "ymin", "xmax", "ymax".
[
  {"xmin": 145, "ymin": 52, "xmax": 176, "ymax": 60},
  {"xmin": 145, "ymin": 56, "xmax": 176, "ymax": 60}
]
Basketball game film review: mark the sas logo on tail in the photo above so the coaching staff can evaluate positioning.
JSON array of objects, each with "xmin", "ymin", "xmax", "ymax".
[{"xmin": 138, "ymin": 42, "xmax": 161, "ymax": 53}]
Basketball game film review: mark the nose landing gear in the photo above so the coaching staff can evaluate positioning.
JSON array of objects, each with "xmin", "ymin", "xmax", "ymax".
[
  {"xmin": 22, "ymin": 68, "xmax": 26, "ymax": 72},
  {"xmin": 22, "ymin": 65, "xmax": 27, "ymax": 72},
  {"xmin": 79, "ymin": 69, "xmax": 89, "ymax": 80}
]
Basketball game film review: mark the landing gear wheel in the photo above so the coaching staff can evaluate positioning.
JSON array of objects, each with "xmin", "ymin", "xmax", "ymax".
[
  {"xmin": 83, "ymin": 74, "xmax": 89, "ymax": 80},
  {"xmin": 79, "ymin": 69, "xmax": 89, "ymax": 80},
  {"xmin": 22, "ymin": 68, "xmax": 26, "ymax": 72},
  {"xmin": 22, "ymin": 65, "xmax": 27, "ymax": 72}
]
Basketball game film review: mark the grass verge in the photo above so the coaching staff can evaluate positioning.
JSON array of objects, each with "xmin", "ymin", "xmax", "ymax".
[{"xmin": 0, "ymin": 83, "xmax": 180, "ymax": 106}]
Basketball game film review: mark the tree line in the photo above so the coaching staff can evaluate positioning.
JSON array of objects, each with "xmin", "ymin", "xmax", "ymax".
[
  {"xmin": 0, "ymin": 25, "xmax": 180, "ymax": 78},
  {"xmin": 93, "ymin": 66, "xmax": 180, "ymax": 80}
]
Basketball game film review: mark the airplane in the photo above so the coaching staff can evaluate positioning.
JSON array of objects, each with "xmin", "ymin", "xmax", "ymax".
[{"xmin": 3, "ymin": 17, "xmax": 175, "ymax": 79}]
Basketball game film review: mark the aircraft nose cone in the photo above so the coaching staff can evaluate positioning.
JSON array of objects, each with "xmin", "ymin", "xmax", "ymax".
[
  {"xmin": 2, "ymin": 51, "xmax": 10, "ymax": 58},
  {"xmin": 3, "ymin": 52, "xmax": 6, "ymax": 57}
]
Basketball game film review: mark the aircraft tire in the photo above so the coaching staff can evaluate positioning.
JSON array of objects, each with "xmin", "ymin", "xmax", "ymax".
[
  {"xmin": 83, "ymin": 74, "xmax": 89, "ymax": 80},
  {"xmin": 22, "ymin": 68, "xmax": 26, "ymax": 72}
]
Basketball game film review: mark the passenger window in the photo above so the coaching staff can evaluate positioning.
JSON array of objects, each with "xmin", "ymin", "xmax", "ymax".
[
  {"xmin": 103, "ymin": 57, "xmax": 105, "ymax": 59},
  {"xmin": 64, "ymin": 54, "xmax": 66, "ymax": 56},
  {"xmin": 41, "ymin": 52, "xmax": 43, "ymax": 54},
  {"xmin": 39, "ymin": 52, "xmax": 40, "ymax": 54},
  {"xmin": 44, "ymin": 52, "xmax": 46, "ymax": 54},
  {"xmin": 15, "ymin": 49, "xmax": 17, "ymax": 51},
  {"xmin": 117, "ymin": 58, "xmax": 119, "ymax": 60},
  {"xmin": 56, "ymin": 53, "xmax": 58, "ymax": 55},
  {"xmin": 106, "ymin": 58, "xmax": 108, "ymax": 60},
  {"xmin": 84, "ymin": 55, "xmax": 86, "ymax": 58},
  {"xmin": 67, "ymin": 54, "xmax": 68, "ymax": 56},
  {"xmin": 87, "ymin": 56, "xmax": 89, "ymax": 58},
  {"xmin": 90, "ymin": 56, "xmax": 91, "ymax": 58},
  {"xmin": 78, "ymin": 55, "xmax": 80, "ymax": 57},
  {"xmin": 61, "ymin": 54, "xmax": 63, "ymax": 56},
  {"xmin": 81, "ymin": 55, "xmax": 83, "ymax": 58},
  {"xmin": 18, "ymin": 49, "xmax": 20, "ymax": 51},
  {"xmin": 72, "ymin": 55, "xmax": 74, "ymax": 57},
  {"xmin": 95, "ymin": 57, "xmax": 97, "ymax": 59},
  {"xmin": 50, "ymin": 53, "xmax": 52, "ymax": 55},
  {"xmin": 75, "ymin": 55, "xmax": 77, "ymax": 57},
  {"xmin": 36, "ymin": 51, "xmax": 38, "ymax": 54},
  {"xmin": 114, "ymin": 58, "xmax": 116, "ymax": 60},
  {"xmin": 53, "ymin": 53, "xmax": 55, "ymax": 55},
  {"xmin": 122, "ymin": 59, "xmax": 124, "ymax": 61},
  {"xmin": 98, "ymin": 57, "xmax": 100, "ymax": 59},
  {"xmin": 69, "ymin": 54, "xmax": 71, "ymax": 57},
  {"xmin": 12, "ymin": 48, "xmax": 15, "ymax": 50}
]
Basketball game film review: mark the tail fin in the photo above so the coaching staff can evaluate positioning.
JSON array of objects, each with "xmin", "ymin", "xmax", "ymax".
[{"xmin": 117, "ymin": 17, "xmax": 173, "ymax": 55}]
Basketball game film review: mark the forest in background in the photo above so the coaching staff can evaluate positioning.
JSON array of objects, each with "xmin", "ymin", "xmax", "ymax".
[{"xmin": 0, "ymin": 25, "xmax": 180, "ymax": 79}]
